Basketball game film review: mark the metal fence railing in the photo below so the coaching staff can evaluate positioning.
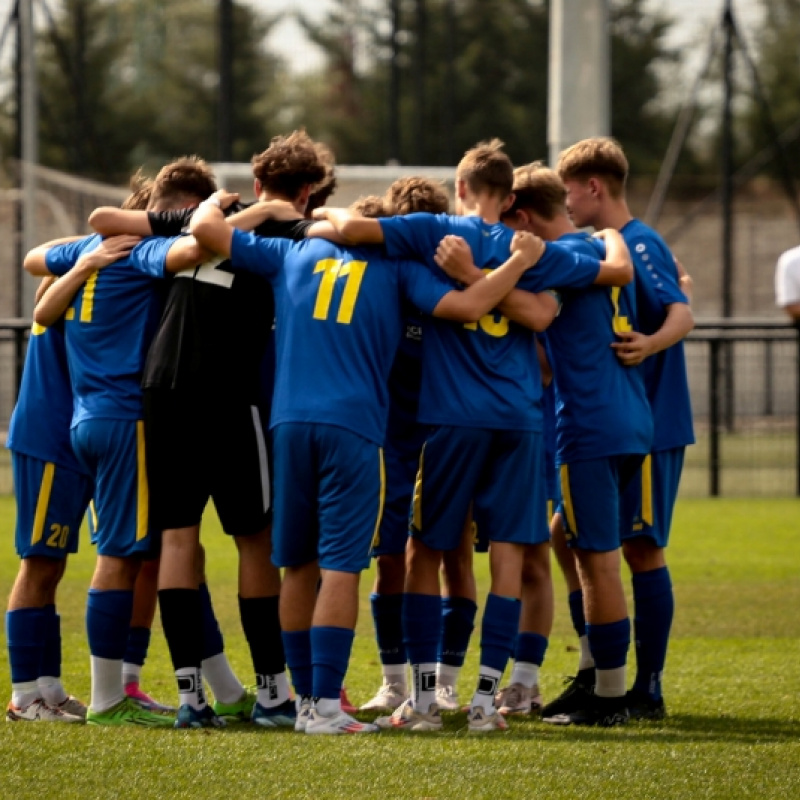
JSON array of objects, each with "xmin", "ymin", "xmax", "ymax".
[{"xmin": 1, "ymin": 319, "xmax": 798, "ymax": 498}]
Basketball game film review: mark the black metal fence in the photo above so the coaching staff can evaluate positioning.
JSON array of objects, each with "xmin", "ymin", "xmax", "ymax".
[{"xmin": 1, "ymin": 318, "xmax": 798, "ymax": 498}]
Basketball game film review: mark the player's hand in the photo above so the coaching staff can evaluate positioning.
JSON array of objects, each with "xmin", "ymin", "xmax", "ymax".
[
  {"xmin": 312, "ymin": 207, "xmax": 333, "ymax": 220},
  {"xmin": 675, "ymin": 257, "xmax": 694, "ymax": 297},
  {"xmin": 434, "ymin": 235, "xmax": 477, "ymax": 281},
  {"xmin": 510, "ymin": 230, "xmax": 545, "ymax": 267},
  {"xmin": 209, "ymin": 189, "xmax": 240, "ymax": 210},
  {"xmin": 87, "ymin": 235, "xmax": 142, "ymax": 269},
  {"xmin": 611, "ymin": 330, "xmax": 654, "ymax": 366}
]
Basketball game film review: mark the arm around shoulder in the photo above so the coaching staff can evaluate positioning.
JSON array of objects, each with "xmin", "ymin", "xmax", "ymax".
[{"xmin": 592, "ymin": 228, "xmax": 633, "ymax": 286}]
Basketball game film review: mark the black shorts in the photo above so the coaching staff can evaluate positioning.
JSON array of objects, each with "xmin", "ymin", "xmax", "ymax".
[{"xmin": 143, "ymin": 387, "xmax": 272, "ymax": 537}]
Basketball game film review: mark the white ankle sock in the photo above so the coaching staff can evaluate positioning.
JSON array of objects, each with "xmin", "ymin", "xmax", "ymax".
[
  {"xmin": 412, "ymin": 662, "xmax": 438, "ymax": 710},
  {"xmin": 509, "ymin": 661, "xmax": 539, "ymax": 689},
  {"xmin": 90, "ymin": 656, "xmax": 125, "ymax": 712},
  {"xmin": 202, "ymin": 653, "xmax": 244, "ymax": 705},
  {"xmin": 578, "ymin": 635, "xmax": 596, "ymax": 670},
  {"xmin": 37, "ymin": 676, "xmax": 68, "ymax": 705},
  {"xmin": 471, "ymin": 666, "xmax": 502, "ymax": 713},
  {"xmin": 594, "ymin": 666, "xmax": 626, "ymax": 698},
  {"xmin": 256, "ymin": 672, "xmax": 291, "ymax": 708},
  {"xmin": 176, "ymin": 667, "xmax": 206, "ymax": 710},
  {"xmin": 11, "ymin": 681, "xmax": 40, "ymax": 709}
]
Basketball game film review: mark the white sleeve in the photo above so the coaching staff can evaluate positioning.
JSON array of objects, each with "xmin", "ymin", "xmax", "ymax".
[{"xmin": 775, "ymin": 248, "xmax": 800, "ymax": 307}]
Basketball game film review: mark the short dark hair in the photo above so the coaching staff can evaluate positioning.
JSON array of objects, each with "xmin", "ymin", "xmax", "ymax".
[{"xmin": 148, "ymin": 156, "xmax": 217, "ymax": 209}]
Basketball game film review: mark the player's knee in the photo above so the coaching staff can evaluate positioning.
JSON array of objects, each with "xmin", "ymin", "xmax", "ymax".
[
  {"xmin": 622, "ymin": 538, "xmax": 665, "ymax": 572},
  {"xmin": 18, "ymin": 556, "xmax": 65, "ymax": 597}
]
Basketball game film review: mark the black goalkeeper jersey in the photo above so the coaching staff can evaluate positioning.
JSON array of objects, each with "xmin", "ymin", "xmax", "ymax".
[{"xmin": 142, "ymin": 207, "xmax": 312, "ymax": 401}]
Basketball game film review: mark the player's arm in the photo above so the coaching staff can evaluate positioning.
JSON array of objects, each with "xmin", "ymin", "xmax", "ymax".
[
  {"xmin": 189, "ymin": 191, "xmax": 250, "ymax": 257},
  {"xmin": 432, "ymin": 231, "xmax": 549, "ymax": 322},
  {"xmin": 33, "ymin": 235, "xmax": 142, "ymax": 326},
  {"xmin": 226, "ymin": 199, "xmax": 300, "ymax": 230},
  {"xmin": 611, "ymin": 302, "xmax": 694, "ymax": 366},
  {"xmin": 434, "ymin": 234, "xmax": 559, "ymax": 331},
  {"xmin": 88, "ymin": 208, "xmax": 154, "ymax": 236},
  {"xmin": 311, "ymin": 207, "xmax": 384, "ymax": 244},
  {"xmin": 23, "ymin": 235, "xmax": 86, "ymax": 276},
  {"xmin": 590, "ymin": 229, "xmax": 634, "ymax": 286}
]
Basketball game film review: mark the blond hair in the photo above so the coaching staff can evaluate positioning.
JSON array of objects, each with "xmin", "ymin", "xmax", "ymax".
[
  {"xmin": 505, "ymin": 161, "xmax": 567, "ymax": 221},
  {"xmin": 456, "ymin": 138, "xmax": 514, "ymax": 200},
  {"xmin": 556, "ymin": 137, "xmax": 628, "ymax": 199}
]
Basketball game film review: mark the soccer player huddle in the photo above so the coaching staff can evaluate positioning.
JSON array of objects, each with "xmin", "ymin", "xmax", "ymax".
[{"xmin": 5, "ymin": 131, "xmax": 694, "ymax": 735}]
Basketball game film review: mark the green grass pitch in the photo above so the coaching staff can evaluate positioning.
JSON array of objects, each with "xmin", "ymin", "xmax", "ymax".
[{"xmin": 1, "ymin": 495, "xmax": 799, "ymax": 799}]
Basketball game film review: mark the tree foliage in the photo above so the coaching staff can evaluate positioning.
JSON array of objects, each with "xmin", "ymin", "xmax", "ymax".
[{"xmin": 741, "ymin": 0, "xmax": 800, "ymax": 179}]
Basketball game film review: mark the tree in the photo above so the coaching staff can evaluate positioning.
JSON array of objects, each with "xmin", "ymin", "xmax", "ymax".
[
  {"xmin": 290, "ymin": 0, "xmax": 681, "ymax": 174},
  {"xmin": 3, "ymin": 0, "xmax": 287, "ymax": 183},
  {"xmin": 741, "ymin": 0, "xmax": 800, "ymax": 180}
]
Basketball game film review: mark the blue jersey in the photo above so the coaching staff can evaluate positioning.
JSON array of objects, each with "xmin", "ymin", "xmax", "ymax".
[
  {"xmin": 379, "ymin": 213, "xmax": 603, "ymax": 431},
  {"xmin": 45, "ymin": 235, "xmax": 169, "ymax": 426},
  {"xmin": 545, "ymin": 232, "xmax": 652, "ymax": 463},
  {"xmin": 537, "ymin": 333, "xmax": 557, "ymax": 480},
  {"xmin": 224, "ymin": 230, "xmax": 452, "ymax": 446},
  {"xmin": 386, "ymin": 308, "xmax": 423, "ymax": 431},
  {"xmin": 621, "ymin": 219, "xmax": 694, "ymax": 451},
  {"xmin": 5, "ymin": 320, "xmax": 85, "ymax": 473}
]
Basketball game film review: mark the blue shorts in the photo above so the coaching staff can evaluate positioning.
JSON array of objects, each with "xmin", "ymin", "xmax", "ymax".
[
  {"xmin": 12, "ymin": 452, "xmax": 92, "ymax": 559},
  {"xmin": 372, "ymin": 422, "xmax": 426, "ymax": 557},
  {"xmin": 70, "ymin": 419, "xmax": 155, "ymax": 558},
  {"xmin": 272, "ymin": 423, "xmax": 385, "ymax": 573},
  {"xmin": 411, "ymin": 426, "xmax": 548, "ymax": 551},
  {"xmin": 620, "ymin": 447, "xmax": 685, "ymax": 547},
  {"xmin": 558, "ymin": 454, "xmax": 645, "ymax": 553}
]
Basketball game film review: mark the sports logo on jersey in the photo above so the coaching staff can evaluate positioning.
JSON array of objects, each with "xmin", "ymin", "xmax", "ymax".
[{"xmin": 635, "ymin": 243, "xmax": 647, "ymax": 253}]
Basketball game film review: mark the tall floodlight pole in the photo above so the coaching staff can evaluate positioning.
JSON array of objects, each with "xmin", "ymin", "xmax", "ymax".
[
  {"xmin": 548, "ymin": 0, "xmax": 610, "ymax": 167},
  {"xmin": 19, "ymin": 0, "xmax": 37, "ymax": 319},
  {"xmin": 218, "ymin": 0, "xmax": 234, "ymax": 162}
]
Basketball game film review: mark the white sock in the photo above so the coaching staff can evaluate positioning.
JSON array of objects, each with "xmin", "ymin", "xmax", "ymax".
[
  {"xmin": 122, "ymin": 662, "xmax": 141, "ymax": 686},
  {"xmin": 202, "ymin": 653, "xmax": 244, "ymax": 705},
  {"xmin": 578, "ymin": 635, "xmax": 595, "ymax": 670},
  {"xmin": 382, "ymin": 664, "xmax": 407, "ymax": 689},
  {"xmin": 509, "ymin": 661, "xmax": 539, "ymax": 690},
  {"xmin": 436, "ymin": 662, "xmax": 460, "ymax": 688},
  {"xmin": 90, "ymin": 656, "xmax": 125, "ymax": 712},
  {"xmin": 176, "ymin": 667, "xmax": 206, "ymax": 710},
  {"xmin": 594, "ymin": 666, "xmax": 626, "ymax": 698},
  {"xmin": 471, "ymin": 666, "xmax": 502, "ymax": 713},
  {"xmin": 256, "ymin": 672, "xmax": 291, "ymax": 708},
  {"xmin": 11, "ymin": 681, "xmax": 41, "ymax": 709},
  {"xmin": 37, "ymin": 676, "xmax": 68, "ymax": 705},
  {"xmin": 412, "ymin": 662, "xmax": 438, "ymax": 711},
  {"xmin": 315, "ymin": 696, "xmax": 340, "ymax": 716}
]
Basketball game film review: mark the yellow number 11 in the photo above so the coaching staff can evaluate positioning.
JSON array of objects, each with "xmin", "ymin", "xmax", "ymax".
[{"xmin": 313, "ymin": 259, "xmax": 367, "ymax": 324}]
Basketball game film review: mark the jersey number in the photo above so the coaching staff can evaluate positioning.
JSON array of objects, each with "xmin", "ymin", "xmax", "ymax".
[
  {"xmin": 46, "ymin": 524, "xmax": 69, "ymax": 549},
  {"xmin": 611, "ymin": 286, "xmax": 632, "ymax": 333},
  {"xmin": 313, "ymin": 259, "xmax": 367, "ymax": 324},
  {"xmin": 65, "ymin": 272, "xmax": 99, "ymax": 324},
  {"xmin": 463, "ymin": 268, "xmax": 510, "ymax": 338}
]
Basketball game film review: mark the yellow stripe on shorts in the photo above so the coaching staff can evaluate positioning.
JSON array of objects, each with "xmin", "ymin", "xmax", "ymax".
[
  {"xmin": 641, "ymin": 454, "xmax": 654, "ymax": 527},
  {"xmin": 136, "ymin": 421, "xmax": 149, "ymax": 541},
  {"xmin": 559, "ymin": 464, "xmax": 578, "ymax": 538},
  {"xmin": 370, "ymin": 448, "xmax": 386, "ymax": 550},
  {"xmin": 31, "ymin": 463, "xmax": 56, "ymax": 545},
  {"xmin": 411, "ymin": 443, "xmax": 426, "ymax": 532}
]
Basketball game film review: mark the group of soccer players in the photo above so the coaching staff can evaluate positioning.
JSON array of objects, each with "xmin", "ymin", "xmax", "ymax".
[{"xmin": 5, "ymin": 129, "xmax": 693, "ymax": 734}]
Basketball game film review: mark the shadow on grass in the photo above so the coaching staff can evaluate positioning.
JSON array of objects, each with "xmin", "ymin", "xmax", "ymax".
[{"xmin": 358, "ymin": 711, "xmax": 800, "ymax": 744}]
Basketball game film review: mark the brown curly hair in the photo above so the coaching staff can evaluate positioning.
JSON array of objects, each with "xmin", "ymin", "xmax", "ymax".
[
  {"xmin": 148, "ymin": 156, "xmax": 217, "ymax": 210},
  {"xmin": 305, "ymin": 141, "xmax": 338, "ymax": 217},
  {"xmin": 349, "ymin": 195, "xmax": 387, "ymax": 218},
  {"xmin": 384, "ymin": 176, "xmax": 449, "ymax": 216},
  {"xmin": 252, "ymin": 130, "xmax": 328, "ymax": 202}
]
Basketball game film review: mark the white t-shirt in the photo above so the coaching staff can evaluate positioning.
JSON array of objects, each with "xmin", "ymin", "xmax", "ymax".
[{"xmin": 775, "ymin": 245, "xmax": 800, "ymax": 308}]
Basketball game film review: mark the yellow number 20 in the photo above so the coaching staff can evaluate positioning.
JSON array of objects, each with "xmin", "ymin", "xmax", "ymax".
[{"xmin": 313, "ymin": 259, "xmax": 367, "ymax": 324}]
